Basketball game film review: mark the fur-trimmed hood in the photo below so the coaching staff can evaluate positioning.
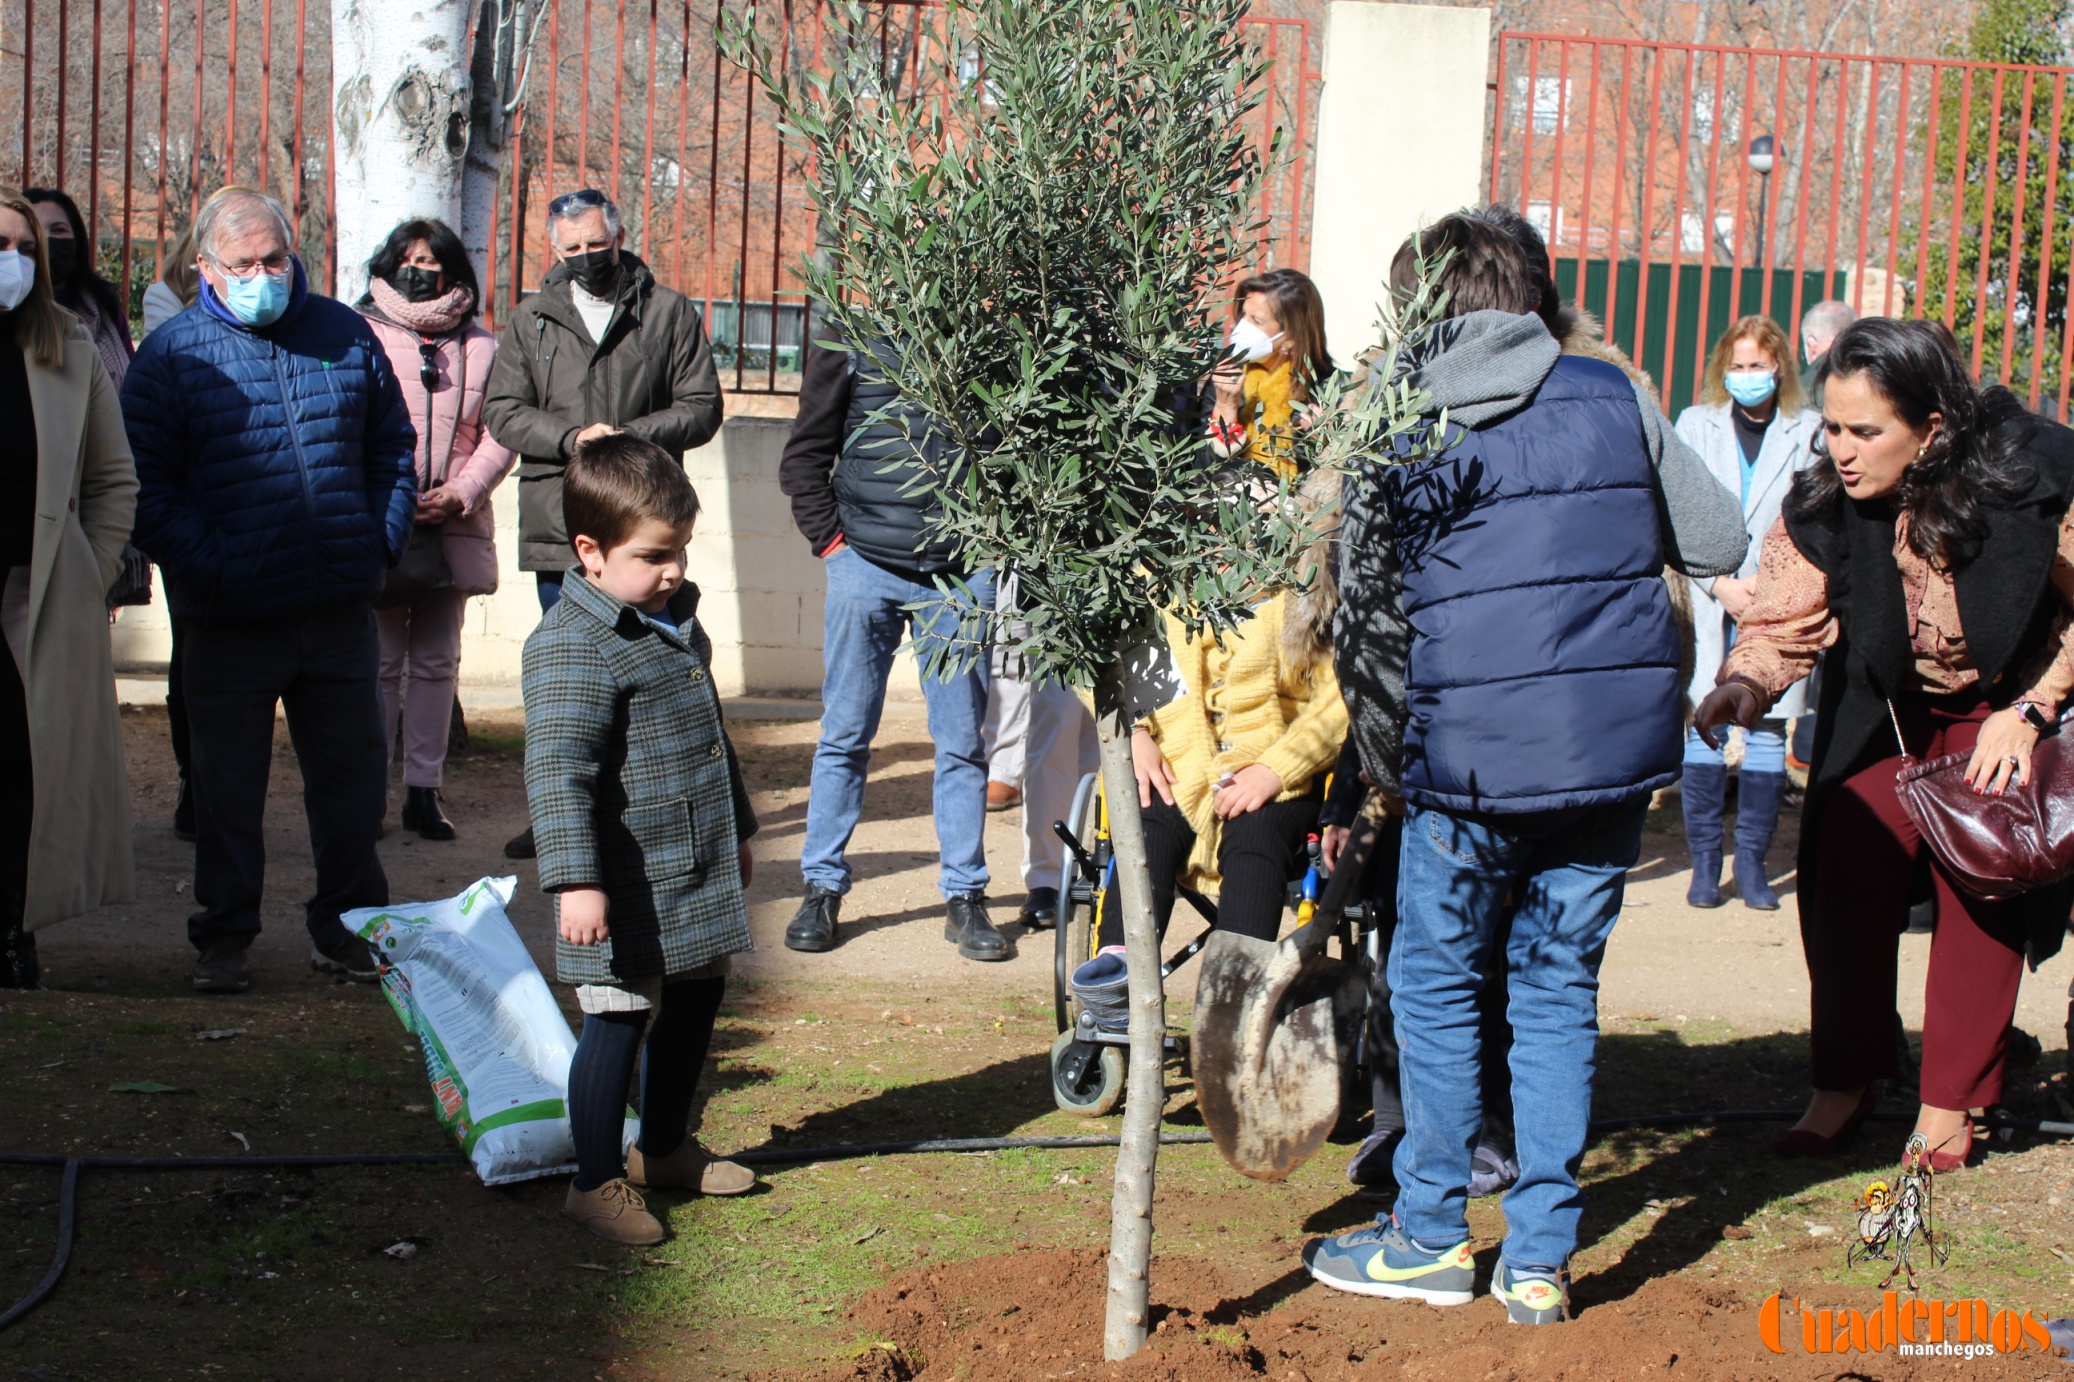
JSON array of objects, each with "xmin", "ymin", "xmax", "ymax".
[{"xmin": 1283, "ymin": 461, "xmax": 1342, "ymax": 672}]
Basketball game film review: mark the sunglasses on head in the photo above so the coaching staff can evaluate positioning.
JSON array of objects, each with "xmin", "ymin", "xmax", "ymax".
[
  {"xmin": 418, "ymin": 340, "xmax": 439, "ymax": 394},
  {"xmin": 547, "ymin": 188, "xmax": 610, "ymax": 218}
]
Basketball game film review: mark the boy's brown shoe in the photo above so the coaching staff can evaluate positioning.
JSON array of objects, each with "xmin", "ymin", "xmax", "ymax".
[
  {"xmin": 562, "ymin": 1178, "xmax": 666, "ymax": 1245},
  {"xmin": 626, "ymin": 1140, "xmax": 758, "ymax": 1196}
]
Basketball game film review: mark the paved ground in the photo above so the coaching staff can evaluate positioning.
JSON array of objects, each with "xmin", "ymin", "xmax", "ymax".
[{"xmin": 35, "ymin": 698, "xmax": 2074, "ymax": 1057}]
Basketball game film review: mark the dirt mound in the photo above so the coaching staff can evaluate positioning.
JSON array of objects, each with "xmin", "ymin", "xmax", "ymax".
[{"xmin": 754, "ymin": 1246, "xmax": 2051, "ymax": 1382}]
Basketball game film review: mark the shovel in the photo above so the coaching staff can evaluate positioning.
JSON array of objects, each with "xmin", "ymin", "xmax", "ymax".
[{"xmin": 1193, "ymin": 807, "xmax": 1380, "ymax": 1182}]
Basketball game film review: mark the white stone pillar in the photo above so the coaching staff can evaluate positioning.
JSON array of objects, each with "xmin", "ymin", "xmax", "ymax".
[{"xmin": 1308, "ymin": 2, "xmax": 1492, "ymax": 366}]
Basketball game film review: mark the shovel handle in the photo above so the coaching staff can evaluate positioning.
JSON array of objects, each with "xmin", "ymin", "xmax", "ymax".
[{"xmin": 1287, "ymin": 802, "xmax": 1381, "ymax": 961}]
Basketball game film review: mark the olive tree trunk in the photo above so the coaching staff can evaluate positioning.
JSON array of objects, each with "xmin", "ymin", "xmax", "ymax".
[{"xmin": 1094, "ymin": 673, "xmax": 1166, "ymax": 1362}]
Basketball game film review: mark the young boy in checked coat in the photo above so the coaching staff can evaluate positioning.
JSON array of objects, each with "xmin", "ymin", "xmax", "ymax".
[{"xmin": 522, "ymin": 434, "xmax": 760, "ymax": 1245}]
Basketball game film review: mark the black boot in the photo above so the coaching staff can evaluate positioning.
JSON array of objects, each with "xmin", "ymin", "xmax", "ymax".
[
  {"xmin": 173, "ymin": 774, "xmax": 197, "ymax": 842},
  {"xmin": 1733, "ymin": 770, "xmax": 1788, "ymax": 911},
  {"xmin": 944, "ymin": 891, "xmax": 1010, "ymax": 962},
  {"xmin": 503, "ymin": 825, "xmax": 537, "ymax": 860},
  {"xmin": 401, "ymin": 786, "xmax": 456, "ymax": 841},
  {"xmin": 1681, "ymin": 762, "xmax": 1728, "ymax": 908},
  {"xmin": 785, "ymin": 884, "xmax": 842, "ymax": 953},
  {"xmin": 1017, "ymin": 886, "xmax": 1059, "ymax": 929},
  {"xmin": 1, "ymin": 888, "xmax": 38, "ymax": 989}
]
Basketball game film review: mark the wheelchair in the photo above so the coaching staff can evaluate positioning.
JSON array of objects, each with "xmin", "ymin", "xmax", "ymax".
[{"xmin": 1045, "ymin": 769, "xmax": 1381, "ymax": 1116}]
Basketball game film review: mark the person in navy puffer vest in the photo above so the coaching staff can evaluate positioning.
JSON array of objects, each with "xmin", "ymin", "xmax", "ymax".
[
  {"xmin": 123, "ymin": 188, "xmax": 417, "ymax": 997},
  {"xmin": 1302, "ymin": 213, "xmax": 1747, "ymax": 1324}
]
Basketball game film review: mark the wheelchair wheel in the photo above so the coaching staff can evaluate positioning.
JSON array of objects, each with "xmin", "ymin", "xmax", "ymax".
[
  {"xmin": 1049, "ymin": 1030, "xmax": 1126, "ymax": 1115},
  {"xmin": 1053, "ymin": 771, "xmax": 1104, "ymax": 1034}
]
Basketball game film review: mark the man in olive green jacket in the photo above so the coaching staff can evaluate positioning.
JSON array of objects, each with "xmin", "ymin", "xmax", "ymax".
[
  {"xmin": 482, "ymin": 187, "xmax": 722, "ymax": 605},
  {"xmin": 483, "ymin": 187, "xmax": 722, "ymax": 859}
]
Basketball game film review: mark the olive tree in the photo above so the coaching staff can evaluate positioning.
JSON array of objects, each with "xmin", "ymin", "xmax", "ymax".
[{"xmin": 726, "ymin": 0, "xmax": 1437, "ymax": 1357}]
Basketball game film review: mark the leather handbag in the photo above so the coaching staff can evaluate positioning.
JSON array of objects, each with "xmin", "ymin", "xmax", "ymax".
[
  {"xmin": 375, "ymin": 522, "xmax": 453, "ymax": 608},
  {"xmin": 375, "ymin": 333, "xmax": 461, "ymax": 610},
  {"xmin": 1889, "ymin": 702, "xmax": 2074, "ymax": 901}
]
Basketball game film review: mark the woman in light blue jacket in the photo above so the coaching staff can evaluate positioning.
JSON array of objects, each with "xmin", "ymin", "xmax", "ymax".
[{"xmin": 1675, "ymin": 314, "xmax": 1821, "ymax": 911}]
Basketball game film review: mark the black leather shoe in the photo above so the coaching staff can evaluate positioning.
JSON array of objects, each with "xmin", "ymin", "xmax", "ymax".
[
  {"xmin": 944, "ymin": 891, "xmax": 1010, "ymax": 962},
  {"xmin": 785, "ymin": 885, "xmax": 842, "ymax": 952},
  {"xmin": 503, "ymin": 825, "xmax": 537, "ymax": 860},
  {"xmin": 193, "ymin": 935, "xmax": 252, "ymax": 994},
  {"xmin": 402, "ymin": 786, "xmax": 456, "ymax": 841},
  {"xmin": 173, "ymin": 775, "xmax": 197, "ymax": 842},
  {"xmin": 1018, "ymin": 886, "xmax": 1060, "ymax": 930}
]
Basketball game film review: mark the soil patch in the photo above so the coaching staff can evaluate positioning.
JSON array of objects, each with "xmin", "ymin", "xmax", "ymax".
[{"xmin": 757, "ymin": 1246, "xmax": 2057, "ymax": 1382}]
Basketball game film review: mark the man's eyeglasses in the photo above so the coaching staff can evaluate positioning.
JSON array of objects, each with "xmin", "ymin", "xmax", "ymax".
[
  {"xmin": 418, "ymin": 341, "xmax": 440, "ymax": 394},
  {"xmin": 547, "ymin": 188, "xmax": 611, "ymax": 218},
  {"xmin": 206, "ymin": 250, "xmax": 292, "ymax": 277}
]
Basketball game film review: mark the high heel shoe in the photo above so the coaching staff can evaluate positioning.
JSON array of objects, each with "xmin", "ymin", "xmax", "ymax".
[
  {"xmin": 1773, "ymin": 1089, "xmax": 1878, "ymax": 1158},
  {"xmin": 1907, "ymin": 1117, "xmax": 1976, "ymax": 1174}
]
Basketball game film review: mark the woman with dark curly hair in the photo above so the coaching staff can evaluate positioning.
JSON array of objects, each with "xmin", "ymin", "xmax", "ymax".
[{"xmin": 1697, "ymin": 317, "xmax": 2074, "ymax": 1171}]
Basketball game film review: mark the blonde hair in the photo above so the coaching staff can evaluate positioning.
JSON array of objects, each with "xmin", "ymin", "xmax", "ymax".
[
  {"xmin": 0, "ymin": 183, "xmax": 67, "ymax": 367},
  {"xmin": 1701, "ymin": 314, "xmax": 1808, "ymax": 414},
  {"xmin": 161, "ymin": 222, "xmax": 200, "ymax": 307}
]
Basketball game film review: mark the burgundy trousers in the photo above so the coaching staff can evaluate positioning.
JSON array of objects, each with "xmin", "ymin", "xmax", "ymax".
[{"xmin": 1805, "ymin": 694, "xmax": 2030, "ymax": 1110}]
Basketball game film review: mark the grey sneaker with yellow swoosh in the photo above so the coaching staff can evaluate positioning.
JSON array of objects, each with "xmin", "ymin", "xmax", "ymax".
[
  {"xmin": 1301, "ymin": 1216, "xmax": 1474, "ymax": 1305},
  {"xmin": 1491, "ymin": 1260, "xmax": 1568, "ymax": 1325}
]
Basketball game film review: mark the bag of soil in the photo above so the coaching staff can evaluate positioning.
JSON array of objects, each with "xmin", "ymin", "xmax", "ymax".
[{"xmin": 344, "ymin": 876, "xmax": 634, "ymax": 1185}]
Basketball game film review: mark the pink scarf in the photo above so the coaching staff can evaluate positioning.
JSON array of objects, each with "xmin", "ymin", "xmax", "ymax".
[{"xmin": 368, "ymin": 276, "xmax": 475, "ymax": 335}]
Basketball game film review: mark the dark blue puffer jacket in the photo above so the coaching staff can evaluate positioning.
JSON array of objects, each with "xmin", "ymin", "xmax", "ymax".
[
  {"xmin": 123, "ymin": 258, "xmax": 418, "ymax": 624},
  {"xmin": 1393, "ymin": 354, "xmax": 1683, "ymax": 813}
]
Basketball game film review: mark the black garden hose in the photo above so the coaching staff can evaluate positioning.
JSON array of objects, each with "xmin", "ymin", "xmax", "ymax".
[{"xmin": 5, "ymin": 1110, "xmax": 2072, "ymax": 1332}]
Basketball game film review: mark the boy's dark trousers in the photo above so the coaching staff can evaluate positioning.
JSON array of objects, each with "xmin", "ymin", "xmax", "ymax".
[{"xmin": 182, "ymin": 604, "xmax": 390, "ymax": 951}]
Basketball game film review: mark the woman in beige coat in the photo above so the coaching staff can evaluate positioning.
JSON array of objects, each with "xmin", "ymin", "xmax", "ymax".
[{"xmin": 0, "ymin": 184, "xmax": 138, "ymax": 986}]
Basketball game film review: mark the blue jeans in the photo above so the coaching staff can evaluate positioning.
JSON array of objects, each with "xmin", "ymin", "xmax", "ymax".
[
  {"xmin": 1390, "ymin": 796, "xmax": 1648, "ymax": 1274},
  {"xmin": 1682, "ymin": 723, "xmax": 1786, "ymax": 774},
  {"xmin": 801, "ymin": 549, "xmax": 995, "ymax": 897}
]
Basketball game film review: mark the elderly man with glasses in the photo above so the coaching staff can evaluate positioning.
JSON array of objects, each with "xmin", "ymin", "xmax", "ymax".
[
  {"xmin": 482, "ymin": 187, "xmax": 723, "ymax": 860},
  {"xmin": 122, "ymin": 187, "xmax": 418, "ymax": 995}
]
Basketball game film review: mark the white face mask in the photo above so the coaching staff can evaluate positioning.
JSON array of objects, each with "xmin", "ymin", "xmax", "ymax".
[
  {"xmin": 0, "ymin": 249, "xmax": 34, "ymax": 312},
  {"xmin": 1228, "ymin": 318, "xmax": 1283, "ymax": 364}
]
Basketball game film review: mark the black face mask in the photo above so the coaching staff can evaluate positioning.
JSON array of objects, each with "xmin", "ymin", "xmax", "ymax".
[
  {"xmin": 392, "ymin": 265, "xmax": 445, "ymax": 302},
  {"xmin": 566, "ymin": 247, "xmax": 620, "ymax": 297},
  {"xmin": 44, "ymin": 237, "xmax": 78, "ymax": 283}
]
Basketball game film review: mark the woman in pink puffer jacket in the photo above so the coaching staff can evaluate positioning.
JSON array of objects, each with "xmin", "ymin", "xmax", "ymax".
[{"xmin": 356, "ymin": 219, "xmax": 517, "ymax": 840}]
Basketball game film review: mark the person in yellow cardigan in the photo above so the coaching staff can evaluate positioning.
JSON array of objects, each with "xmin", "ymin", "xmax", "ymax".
[
  {"xmin": 1092, "ymin": 586, "xmax": 1346, "ymax": 951},
  {"xmin": 1207, "ymin": 267, "xmax": 1333, "ymax": 482}
]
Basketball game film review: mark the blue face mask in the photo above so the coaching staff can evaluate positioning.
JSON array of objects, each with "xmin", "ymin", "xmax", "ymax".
[
  {"xmin": 1725, "ymin": 368, "xmax": 1777, "ymax": 408},
  {"xmin": 221, "ymin": 266, "xmax": 291, "ymax": 327}
]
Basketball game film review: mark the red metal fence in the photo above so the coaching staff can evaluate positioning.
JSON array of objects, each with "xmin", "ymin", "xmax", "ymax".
[
  {"xmin": 4, "ymin": 0, "xmax": 1313, "ymax": 396},
  {"xmin": 1489, "ymin": 31, "xmax": 2074, "ymax": 418}
]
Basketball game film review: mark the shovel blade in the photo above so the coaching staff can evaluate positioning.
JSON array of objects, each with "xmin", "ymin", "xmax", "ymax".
[{"xmin": 1192, "ymin": 930, "xmax": 1361, "ymax": 1182}]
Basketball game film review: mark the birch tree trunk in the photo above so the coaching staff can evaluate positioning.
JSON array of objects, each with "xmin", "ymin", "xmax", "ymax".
[
  {"xmin": 330, "ymin": 0, "xmax": 474, "ymax": 302},
  {"xmin": 1094, "ymin": 677, "xmax": 1167, "ymax": 1362}
]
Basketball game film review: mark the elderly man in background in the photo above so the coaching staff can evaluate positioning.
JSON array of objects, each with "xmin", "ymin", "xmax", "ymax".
[
  {"xmin": 482, "ymin": 187, "xmax": 723, "ymax": 861},
  {"xmin": 1799, "ymin": 300, "xmax": 1857, "ymax": 396},
  {"xmin": 123, "ymin": 188, "xmax": 417, "ymax": 995}
]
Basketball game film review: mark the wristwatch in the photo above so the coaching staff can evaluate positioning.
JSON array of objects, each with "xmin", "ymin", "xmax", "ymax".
[{"xmin": 2017, "ymin": 700, "xmax": 2056, "ymax": 732}]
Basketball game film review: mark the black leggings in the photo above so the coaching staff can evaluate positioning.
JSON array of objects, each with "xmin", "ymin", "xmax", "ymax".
[
  {"xmin": 566, "ymin": 976, "xmax": 727, "ymax": 1192},
  {"xmin": 1096, "ymin": 789, "xmax": 1322, "ymax": 949}
]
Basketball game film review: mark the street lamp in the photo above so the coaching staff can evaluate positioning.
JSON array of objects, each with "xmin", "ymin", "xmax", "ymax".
[{"xmin": 1748, "ymin": 134, "xmax": 1776, "ymax": 274}]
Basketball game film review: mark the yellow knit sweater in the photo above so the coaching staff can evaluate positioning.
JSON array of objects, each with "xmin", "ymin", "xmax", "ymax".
[{"xmin": 1142, "ymin": 591, "xmax": 1348, "ymax": 890}]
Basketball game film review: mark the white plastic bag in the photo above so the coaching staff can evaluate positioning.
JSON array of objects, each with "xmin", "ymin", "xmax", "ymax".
[{"xmin": 344, "ymin": 876, "xmax": 633, "ymax": 1186}]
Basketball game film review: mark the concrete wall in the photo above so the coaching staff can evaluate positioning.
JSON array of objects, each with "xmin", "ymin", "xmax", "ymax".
[
  {"xmin": 1308, "ymin": 2, "xmax": 1492, "ymax": 366},
  {"xmin": 113, "ymin": 410, "xmax": 918, "ymax": 701}
]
